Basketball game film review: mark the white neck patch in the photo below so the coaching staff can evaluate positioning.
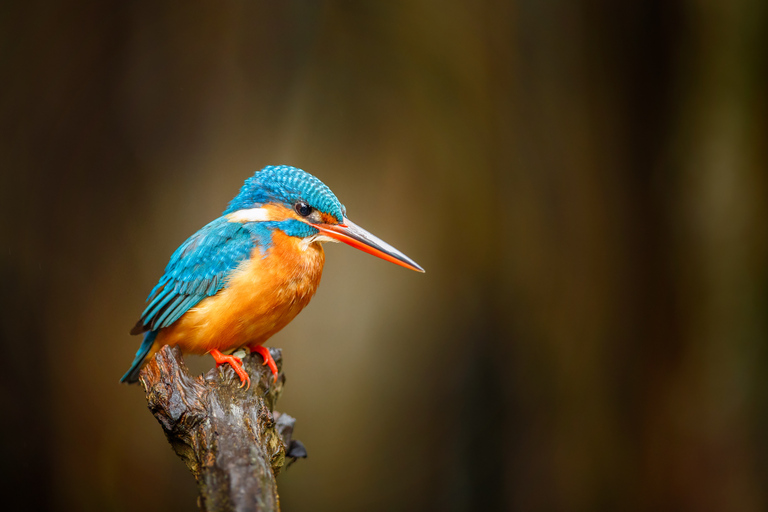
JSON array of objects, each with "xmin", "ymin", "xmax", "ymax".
[{"xmin": 226, "ymin": 207, "xmax": 271, "ymax": 223}]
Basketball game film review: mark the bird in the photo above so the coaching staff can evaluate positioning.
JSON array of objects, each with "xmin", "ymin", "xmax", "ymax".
[{"xmin": 122, "ymin": 165, "xmax": 423, "ymax": 389}]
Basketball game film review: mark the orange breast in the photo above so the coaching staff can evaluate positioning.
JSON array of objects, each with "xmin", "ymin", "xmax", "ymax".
[{"xmin": 156, "ymin": 230, "xmax": 325, "ymax": 354}]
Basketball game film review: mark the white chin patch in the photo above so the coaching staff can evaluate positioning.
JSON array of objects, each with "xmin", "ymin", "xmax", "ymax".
[
  {"xmin": 313, "ymin": 234, "xmax": 338, "ymax": 244},
  {"xmin": 300, "ymin": 233, "xmax": 338, "ymax": 250},
  {"xmin": 226, "ymin": 208, "xmax": 271, "ymax": 223}
]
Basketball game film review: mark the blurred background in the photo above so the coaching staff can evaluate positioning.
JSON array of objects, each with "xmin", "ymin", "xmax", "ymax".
[{"xmin": 1, "ymin": 1, "xmax": 767, "ymax": 511}]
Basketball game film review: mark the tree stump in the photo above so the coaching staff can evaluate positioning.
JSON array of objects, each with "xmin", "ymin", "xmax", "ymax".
[{"xmin": 138, "ymin": 345, "xmax": 306, "ymax": 512}]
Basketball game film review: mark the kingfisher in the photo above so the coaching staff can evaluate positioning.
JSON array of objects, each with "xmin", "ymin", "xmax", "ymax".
[{"xmin": 122, "ymin": 165, "xmax": 423, "ymax": 389}]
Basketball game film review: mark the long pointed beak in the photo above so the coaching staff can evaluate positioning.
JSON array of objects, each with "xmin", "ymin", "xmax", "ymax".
[{"xmin": 312, "ymin": 218, "xmax": 424, "ymax": 273}]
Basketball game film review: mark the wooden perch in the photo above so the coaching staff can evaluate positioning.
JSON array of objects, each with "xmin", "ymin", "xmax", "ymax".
[{"xmin": 138, "ymin": 345, "xmax": 306, "ymax": 512}]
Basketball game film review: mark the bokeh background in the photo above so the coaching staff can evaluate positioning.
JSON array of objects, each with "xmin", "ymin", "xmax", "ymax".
[{"xmin": 2, "ymin": 1, "xmax": 767, "ymax": 511}]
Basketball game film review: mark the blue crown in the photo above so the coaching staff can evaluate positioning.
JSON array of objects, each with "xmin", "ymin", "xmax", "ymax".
[{"xmin": 224, "ymin": 165, "xmax": 345, "ymax": 222}]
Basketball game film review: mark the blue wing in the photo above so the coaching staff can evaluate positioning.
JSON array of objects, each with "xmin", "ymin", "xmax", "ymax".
[{"xmin": 130, "ymin": 217, "xmax": 259, "ymax": 334}]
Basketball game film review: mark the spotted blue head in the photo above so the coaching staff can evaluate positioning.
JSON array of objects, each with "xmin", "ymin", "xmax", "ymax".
[
  {"xmin": 225, "ymin": 165, "xmax": 345, "ymax": 221},
  {"xmin": 225, "ymin": 165, "xmax": 423, "ymax": 272}
]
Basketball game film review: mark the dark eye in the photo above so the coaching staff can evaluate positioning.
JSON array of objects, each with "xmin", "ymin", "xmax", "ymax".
[{"xmin": 295, "ymin": 201, "xmax": 312, "ymax": 217}]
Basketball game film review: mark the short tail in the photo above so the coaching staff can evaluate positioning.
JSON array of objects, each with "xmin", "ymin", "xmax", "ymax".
[{"xmin": 120, "ymin": 331, "xmax": 158, "ymax": 383}]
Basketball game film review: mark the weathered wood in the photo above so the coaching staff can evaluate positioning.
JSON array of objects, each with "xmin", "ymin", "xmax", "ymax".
[{"xmin": 139, "ymin": 345, "xmax": 305, "ymax": 512}]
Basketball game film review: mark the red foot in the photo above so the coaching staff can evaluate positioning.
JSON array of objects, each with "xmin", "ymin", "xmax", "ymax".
[
  {"xmin": 209, "ymin": 349, "xmax": 251, "ymax": 390},
  {"xmin": 251, "ymin": 345, "xmax": 279, "ymax": 383}
]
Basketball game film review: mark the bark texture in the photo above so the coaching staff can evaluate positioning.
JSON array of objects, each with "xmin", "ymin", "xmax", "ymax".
[{"xmin": 139, "ymin": 345, "xmax": 305, "ymax": 512}]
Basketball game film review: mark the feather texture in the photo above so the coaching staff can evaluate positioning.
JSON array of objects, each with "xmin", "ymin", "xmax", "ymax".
[
  {"xmin": 131, "ymin": 218, "xmax": 259, "ymax": 334},
  {"xmin": 224, "ymin": 165, "xmax": 346, "ymax": 221},
  {"xmin": 130, "ymin": 215, "xmax": 322, "ymax": 335},
  {"xmin": 124, "ymin": 165, "xmax": 353, "ymax": 383}
]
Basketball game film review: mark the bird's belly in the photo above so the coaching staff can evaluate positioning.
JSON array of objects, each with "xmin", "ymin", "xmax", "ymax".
[{"xmin": 157, "ymin": 236, "xmax": 324, "ymax": 354}]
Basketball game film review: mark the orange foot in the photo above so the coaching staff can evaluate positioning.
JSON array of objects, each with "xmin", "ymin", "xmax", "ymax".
[
  {"xmin": 251, "ymin": 345, "xmax": 278, "ymax": 383},
  {"xmin": 209, "ymin": 349, "xmax": 251, "ymax": 390}
]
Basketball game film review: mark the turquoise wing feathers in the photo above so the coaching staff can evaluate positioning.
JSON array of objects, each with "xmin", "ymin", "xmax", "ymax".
[{"xmin": 130, "ymin": 217, "xmax": 257, "ymax": 334}]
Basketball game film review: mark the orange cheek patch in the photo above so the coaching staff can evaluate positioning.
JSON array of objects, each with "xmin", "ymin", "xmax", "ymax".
[
  {"xmin": 318, "ymin": 212, "xmax": 340, "ymax": 225},
  {"xmin": 261, "ymin": 203, "xmax": 295, "ymax": 221}
]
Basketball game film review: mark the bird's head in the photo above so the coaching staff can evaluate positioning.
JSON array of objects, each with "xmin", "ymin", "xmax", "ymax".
[{"xmin": 224, "ymin": 165, "xmax": 423, "ymax": 272}]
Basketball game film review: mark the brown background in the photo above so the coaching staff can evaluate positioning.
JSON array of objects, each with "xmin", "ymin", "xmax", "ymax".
[{"xmin": 2, "ymin": 1, "xmax": 767, "ymax": 511}]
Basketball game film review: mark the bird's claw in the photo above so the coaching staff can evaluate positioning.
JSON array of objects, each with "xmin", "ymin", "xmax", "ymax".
[
  {"xmin": 251, "ymin": 345, "xmax": 279, "ymax": 383},
  {"xmin": 209, "ymin": 349, "xmax": 251, "ymax": 390}
]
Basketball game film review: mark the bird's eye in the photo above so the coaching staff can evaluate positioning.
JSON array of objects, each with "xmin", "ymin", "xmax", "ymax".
[{"xmin": 295, "ymin": 201, "xmax": 313, "ymax": 217}]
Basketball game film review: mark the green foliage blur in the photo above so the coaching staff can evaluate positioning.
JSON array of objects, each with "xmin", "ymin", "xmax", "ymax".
[{"xmin": 1, "ymin": 1, "xmax": 766, "ymax": 511}]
